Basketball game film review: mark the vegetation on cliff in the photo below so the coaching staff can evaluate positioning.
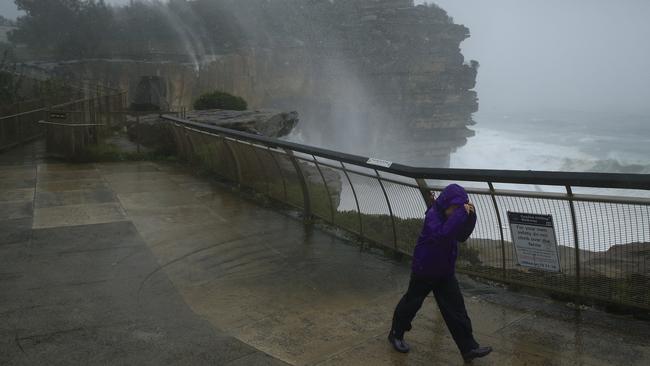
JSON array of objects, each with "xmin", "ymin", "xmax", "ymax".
[
  {"xmin": 0, "ymin": 53, "xmax": 22, "ymax": 109},
  {"xmin": 10, "ymin": 0, "xmax": 112, "ymax": 58},
  {"xmin": 8, "ymin": 0, "xmax": 245, "ymax": 58},
  {"xmin": 0, "ymin": 54, "xmax": 82, "ymax": 115},
  {"xmin": 6, "ymin": 0, "xmax": 458, "ymax": 59}
]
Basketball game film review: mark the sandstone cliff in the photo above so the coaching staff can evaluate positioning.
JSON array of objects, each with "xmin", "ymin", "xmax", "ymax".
[{"xmin": 29, "ymin": 0, "xmax": 478, "ymax": 167}]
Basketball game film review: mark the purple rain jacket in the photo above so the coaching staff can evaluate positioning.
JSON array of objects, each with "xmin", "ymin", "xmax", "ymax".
[{"xmin": 411, "ymin": 184, "xmax": 477, "ymax": 279}]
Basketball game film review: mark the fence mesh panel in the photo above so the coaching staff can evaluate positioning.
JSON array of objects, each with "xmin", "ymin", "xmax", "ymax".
[
  {"xmin": 574, "ymin": 201, "xmax": 650, "ymax": 306},
  {"xmin": 457, "ymin": 193, "xmax": 506, "ymax": 279},
  {"xmin": 381, "ymin": 180, "xmax": 426, "ymax": 255},
  {"xmin": 294, "ymin": 156, "xmax": 332, "ymax": 222},
  {"xmin": 256, "ymin": 147, "xmax": 286, "ymax": 202},
  {"xmin": 228, "ymin": 140, "xmax": 266, "ymax": 193},
  {"xmin": 270, "ymin": 150, "xmax": 304, "ymax": 209},
  {"xmin": 346, "ymin": 170, "xmax": 394, "ymax": 249}
]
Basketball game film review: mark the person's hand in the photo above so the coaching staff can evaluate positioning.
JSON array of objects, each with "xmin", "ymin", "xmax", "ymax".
[
  {"xmin": 464, "ymin": 203, "xmax": 475, "ymax": 215},
  {"xmin": 427, "ymin": 191, "xmax": 436, "ymax": 208}
]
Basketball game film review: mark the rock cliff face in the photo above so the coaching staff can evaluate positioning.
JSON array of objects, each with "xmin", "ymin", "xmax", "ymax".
[{"xmin": 35, "ymin": 0, "xmax": 478, "ymax": 167}]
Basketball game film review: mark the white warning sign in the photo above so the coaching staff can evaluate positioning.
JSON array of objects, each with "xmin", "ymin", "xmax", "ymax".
[
  {"xmin": 507, "ymin": 212, "xmax": 561, "ymax": 272},
  {"xmin": 366, "ymin": 158, "xmax": 393, "ymax": 168}
]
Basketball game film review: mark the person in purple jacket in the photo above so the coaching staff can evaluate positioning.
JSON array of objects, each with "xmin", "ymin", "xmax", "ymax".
[{"xmin": 388, "ymin": 184, "xmax": 492, "ymax": 363}]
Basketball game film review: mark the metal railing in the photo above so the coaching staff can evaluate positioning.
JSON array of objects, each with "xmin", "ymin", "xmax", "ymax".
[
  {"xmin": 0, "ymin": 89, "xmax": 127, "ymax": 156},
  {"xmin": 0, "ymin": 107, "xmax": 49, "ymax": 152},
  {"xmin": 39, "ymin": 91, "xmax": 127, "ymax": 158},
  {"xmin": 0, "ymin": 90, "xmax": 86, "ymax": 152},
  {"xmin": 164, "ymin": 114, "xmax": 650, "ymax": 310},
  {"xmin": 0, "ymin": 74, "xmax": 128, "ymax": 153}
]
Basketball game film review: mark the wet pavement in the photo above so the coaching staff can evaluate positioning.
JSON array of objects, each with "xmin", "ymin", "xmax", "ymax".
[{"xmin": 1, "ymin": 144, "xmax": 649, "ymax": 365}]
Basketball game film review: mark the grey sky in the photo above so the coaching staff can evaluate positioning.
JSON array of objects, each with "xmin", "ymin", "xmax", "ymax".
[
  {"xmin": 0, "ymin": 0, "xmax": 21, "ymax": 19},
  {"xmin": 427, "ymin": 0, "xmax": 650, "ymax": 115}
]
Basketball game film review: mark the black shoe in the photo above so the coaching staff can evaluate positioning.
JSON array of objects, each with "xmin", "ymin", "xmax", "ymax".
[
  {"xmin": 387, "ymin": 331, "xmax": 410, "ymax": 353},
  {"xmin": 462, "ymin": 346, "xmax": 492, "ymax": 363}
]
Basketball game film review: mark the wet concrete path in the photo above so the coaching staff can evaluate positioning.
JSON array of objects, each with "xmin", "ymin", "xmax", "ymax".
[{"xmin": 1, "ymin": 144, "xmax": 649, "ymax": 365}]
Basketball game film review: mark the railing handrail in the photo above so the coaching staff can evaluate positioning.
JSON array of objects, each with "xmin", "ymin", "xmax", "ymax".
[
  {"xmin": 0, "ymin": 92, "xmax": 124, "ymax": 121},
  {"xmin": 161, "ymin": 114, "xmax": 650, "ymax": 191},
  {"xmin": 38, "ymin": 120, "xmax": 105, "ymax": 127},
  {"xmin": 0, "ymin": 91, "xmax": 125, "ymax": 121},
  {"xmin": 0, "ymin": 107, "xmax": 47, "ymax": 121}
]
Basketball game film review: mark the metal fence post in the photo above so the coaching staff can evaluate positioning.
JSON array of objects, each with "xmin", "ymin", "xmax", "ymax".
[
  {"xmin": 250, "ymin": 144, "xmax": 272, "ymax": 196},
  {"xmin": 182, "ymin": 127, "xmax": 195, "ymax": 162},
  {"xmin": 376, "ymin": 170, "xmax": 398, "ymax": 250},
  {"xmin": 284, "ymin": 149, "xmax": 311, "ymax": 222},
  {"xmin": 312, "ymin": 156, "xmax": 335, "ymax": 223},
  {"xmin": 178, "ymin": 125, "xmax": 191, "ymax": 161},
  {"xmin": 222, "ymin": 138, "xmax": 243, "ymax": 185},
  {"xmin": 205, "ymin": 133, "xmax": 223, "ymax": 176},
  {"xmin": 0, "ymin": 118, "xmax": 5, "ymax": 148},
  {"xmin": 44, "ymin": 107, "xmax": 50, "ymax": 154},
  {"xmin": 136, "ymin": 114, "xmax": 141, "ymax": 154},
  {"xmin": 268, "ymin": 147, "xmax": 288, "ymax": 201},
  {"xmin": 15, "ymin": 115, "xmax": 21, "ymax": 145},
  {"xmin": 40, "ymin": 108, "xmax": 46, "ymax": 138},
  {"xmin": 488, "ymin": 182, "xmax": 508, "ymax": 279},
  {"xmin": 566, "ymin": 185, "xmax": 582, "ymax": 300},
  {"xmin": 415, "ymin": 178, "xmax": 434, "ymax": 207},
  {"xmin": 340, "ymin": 162, "xmax": 363, "ymax": 237},
  {"xmin": 15, "ymin": 101, "xmax": 22, "ymax": 145}
]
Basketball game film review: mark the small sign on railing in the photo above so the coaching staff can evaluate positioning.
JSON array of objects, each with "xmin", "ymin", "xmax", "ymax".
[
  {"xmin": 49, "ymin": 112, "xmax": 67, "ymax": 120},
  {"xmin": 367, "ymin": 158, "xmax": 393, "ymax": 168},
  {"xmin": 507, "ymin": 212, "xmax": 561, "ymax": 272}
]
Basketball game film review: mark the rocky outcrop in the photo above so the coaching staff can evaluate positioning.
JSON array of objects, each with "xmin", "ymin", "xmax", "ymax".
[
  {"xmin": 121, "ymin": 108, "xmax": 298, "ymax": 155},
  {"xmin": 26, "ymin": 0, "xmax": 478, "ymax": 167},
  {"xmin": 185, "ymin": 109, "xmax": 298, "ymax": 138}
]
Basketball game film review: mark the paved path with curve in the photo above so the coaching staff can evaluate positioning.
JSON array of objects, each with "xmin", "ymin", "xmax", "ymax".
[{"xmin": 1, "ymin": 142, "xmax": 649, "ymax": 365}]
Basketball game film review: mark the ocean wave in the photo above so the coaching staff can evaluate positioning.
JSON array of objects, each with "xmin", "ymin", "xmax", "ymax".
[
  {"xmin": 560, "ymin": 158, "xmax": 650, "ymax": 174},
  {"xmin": 451, "ymin": 125, "xmax": 650, "ymax": 173}
]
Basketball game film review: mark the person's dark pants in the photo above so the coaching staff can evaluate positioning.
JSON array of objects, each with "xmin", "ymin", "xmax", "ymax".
[{"xmin": 391, "ymin": 273, "xmax": 479, "ymax": 355}]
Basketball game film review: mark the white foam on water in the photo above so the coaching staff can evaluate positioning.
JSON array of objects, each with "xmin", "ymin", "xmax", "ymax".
[{"xmin": 452, "ymin": 126, "xmax": 598, "ymax": 171}]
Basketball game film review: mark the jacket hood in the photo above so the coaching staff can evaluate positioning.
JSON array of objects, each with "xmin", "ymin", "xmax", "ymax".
[{"xmin": 435, "ymin": 184, "xmax": 469, "ymax": 210}]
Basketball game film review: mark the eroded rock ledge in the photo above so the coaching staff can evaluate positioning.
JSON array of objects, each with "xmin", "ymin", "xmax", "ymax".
[{"xmin": 185, "ymin": 109, "xmax": 298, "ymax": 138}]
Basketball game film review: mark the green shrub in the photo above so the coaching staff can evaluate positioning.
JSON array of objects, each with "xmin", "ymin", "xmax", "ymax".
[{"xmin": 193, "ymin": 90, "xmax": 248, "ymax": 111}]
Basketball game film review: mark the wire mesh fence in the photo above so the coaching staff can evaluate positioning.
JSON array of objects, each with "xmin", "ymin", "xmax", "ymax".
[{"xmin": 163, "ymin": 115, "xmax": 650, "ymax": 310}]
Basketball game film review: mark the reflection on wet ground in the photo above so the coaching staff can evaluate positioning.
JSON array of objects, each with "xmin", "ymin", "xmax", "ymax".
[{"xmin": 1, "ymin": 144, "xmax": 649, "ymax": 365}]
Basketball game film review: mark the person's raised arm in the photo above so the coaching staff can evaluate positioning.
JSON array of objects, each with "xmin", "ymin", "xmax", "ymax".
[
  {"xmin": 422, "ymin": 207, "xmax": 468, "ymax": 243},
  {"xmin": 457, "ymin": 208, "xmax": 477, "ymax": 242}
]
